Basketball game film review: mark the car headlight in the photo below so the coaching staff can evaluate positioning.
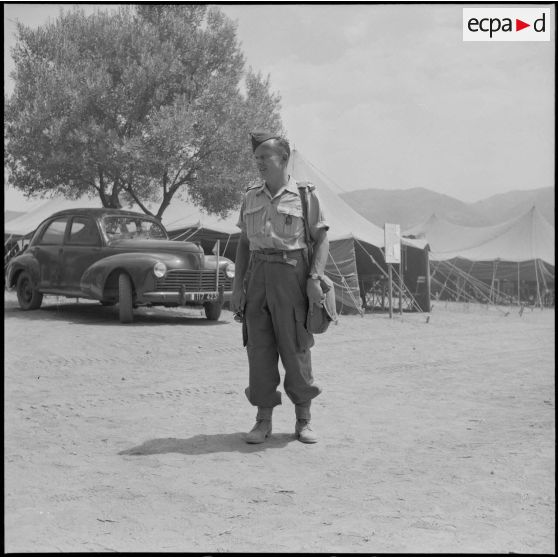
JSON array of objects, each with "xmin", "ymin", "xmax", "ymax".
[
  {"xmin": 153, "ymin": 261, "xmax": 167, "ymax": 278},
  {"xmin": 224, "ymin": 262, "xmax": 235, "ymax": 279}
]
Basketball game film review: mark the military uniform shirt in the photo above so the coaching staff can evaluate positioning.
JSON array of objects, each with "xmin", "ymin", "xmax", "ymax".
[{"xmin": 237, "ymin": 176, "xmax": 329, "ymax": 251}]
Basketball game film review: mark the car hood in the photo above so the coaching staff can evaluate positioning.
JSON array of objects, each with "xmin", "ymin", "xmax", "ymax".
[{"xmin": 107, "ymin": 239, "xmax": 203, "ymax": 256}]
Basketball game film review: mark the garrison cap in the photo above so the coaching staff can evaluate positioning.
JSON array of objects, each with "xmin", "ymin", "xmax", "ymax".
[{"xmin": 250, "ymin": 130, "xmax": 283, "ymax": 152}]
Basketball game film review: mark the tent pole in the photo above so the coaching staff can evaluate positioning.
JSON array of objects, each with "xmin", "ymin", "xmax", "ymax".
[
  {"xmin": 517, "ymin": 262, "xmax": 521, "ymax": 306},
  {"xmin": 534, "ymin": 258, "xmax": 542, "ymax": 309},
  {"xmin": 382, "ymin": 282, "xmax": 385, "ymax": 310},
  {"xmin": 423, "ymin": 247, "xmax": 431, "ymax": 312},
  {"xmin": 489, "ymin": 261, "xmax": 497, "ymax": 304},
  {"xmin": 538, "ymin": 260, "xmax": 549, "ymax": 308}
]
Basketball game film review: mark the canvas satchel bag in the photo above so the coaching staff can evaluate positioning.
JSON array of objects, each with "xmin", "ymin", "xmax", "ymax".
[{"xmin": 297, "ymin": 182, "xmax": 338, "ymax": 334}]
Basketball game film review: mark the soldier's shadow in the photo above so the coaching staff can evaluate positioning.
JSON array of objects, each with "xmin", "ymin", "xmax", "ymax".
[{"xmin": 119, "ymin": 432, "xmax": 295, "ymax": 456}]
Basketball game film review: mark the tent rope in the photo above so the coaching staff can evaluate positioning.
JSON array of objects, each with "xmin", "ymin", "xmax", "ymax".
[
  {"xmin": 431, "ymin": 260, "xmax": 510, "ymax": 315},
  {"xmin": 431, "ymin": 275, "xmax": 495, "ymax": 309},
  {"xmin": 354, "ymin": 239, "xmax": 390, "ymax": 280},
  {"xmin": 169, "ymin": 226, "xmax": 202, "ymax": 242},
  {"xmin": 390, "ymin": 264, "xmax": 426, "ymax": 313},
  {"xmin": 326, "ymin": 251, "xmax": 364, "ymax": 316},
  {"xmin": 431, "ymin": 260, "xmax": 453, "ymax": 300},
  {"xmin": 354, "ymin": 238, "xmax": 426, "ymax": 313}
]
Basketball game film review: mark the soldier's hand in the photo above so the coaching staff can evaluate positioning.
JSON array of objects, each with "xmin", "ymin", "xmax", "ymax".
[
  {"xmin": 231, "ymin": 289, "xmax": 245, "ymax": 314},
  {"xmin": 307, "ymin": 278, "xmax": 324, "ymax": 307}
]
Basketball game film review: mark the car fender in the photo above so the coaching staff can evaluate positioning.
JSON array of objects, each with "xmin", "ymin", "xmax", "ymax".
[
  {"xmin": 5, "ymin": 254, "xmax": 40, "ymax": 290},
  {"xmin": 203, "ymin": 254, "xmax": 234, "ymax": 271},
  {"xmin": 80, "ymin": 252, "xmax": 189, "ymax": 299}
]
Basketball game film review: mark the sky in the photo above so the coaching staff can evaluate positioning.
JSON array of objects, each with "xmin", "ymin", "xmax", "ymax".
[{"xmin": 3, "ymin": 3, "xmax": 555, "ymax": 211}]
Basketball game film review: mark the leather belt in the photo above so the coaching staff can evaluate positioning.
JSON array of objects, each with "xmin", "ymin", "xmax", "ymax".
[{"xmin": 251, "ymin": 249, "xmax": 303, "ymax": 267}]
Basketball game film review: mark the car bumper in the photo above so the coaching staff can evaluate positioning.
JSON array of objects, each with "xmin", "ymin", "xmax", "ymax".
[{"xmin": 141, "ymin": 288, "xmax": 229, "ymax": 305}]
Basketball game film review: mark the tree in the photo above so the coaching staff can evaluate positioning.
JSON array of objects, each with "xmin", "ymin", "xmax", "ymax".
[{"xmin": 5, "ymin": 5, "xmax": 283, "ymax": 219}]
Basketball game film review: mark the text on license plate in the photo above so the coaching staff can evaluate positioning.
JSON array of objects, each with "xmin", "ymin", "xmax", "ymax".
[{"xmin": 181, "ymin": 292, "xmax": 213, "ymax": 301}]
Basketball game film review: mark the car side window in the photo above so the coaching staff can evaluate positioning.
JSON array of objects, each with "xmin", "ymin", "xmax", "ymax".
[
  {"xmin": 68, "ymin": 217, "xmax": 101, "ymax": 246},
  {"xmin": 38, "ymin": 218, "xmax": 68, "ymax": 245}
]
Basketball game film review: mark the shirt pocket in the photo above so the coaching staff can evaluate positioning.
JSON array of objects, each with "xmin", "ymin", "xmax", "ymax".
[
  {"xmin": 244, "ymin": 204, "xmax": 266, "ymax": 237},
  {"xmin": 276, "ymin": 201, "xmax": 304, "ymax": 238}
]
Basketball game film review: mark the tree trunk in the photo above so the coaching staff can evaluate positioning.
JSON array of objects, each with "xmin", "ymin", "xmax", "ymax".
[{"xmin": 108, "ymin": 183, "xmax": 122, "ymax": 208}]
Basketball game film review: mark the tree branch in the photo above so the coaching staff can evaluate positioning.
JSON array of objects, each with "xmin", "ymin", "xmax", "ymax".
[
  {"xmin": 167, "ymin": 144, "xmax": 209, "ymax": 194},
  {"xmin": 162, "ymin": 170, "xmax": 168, "ymax": 196},
  {"xmin": 155, "ymin": 166, "xmax": 199, "ymax": 219},
  {"xmin": 123, "ymin": 180, "xmax": 155, "ymax": 217}
]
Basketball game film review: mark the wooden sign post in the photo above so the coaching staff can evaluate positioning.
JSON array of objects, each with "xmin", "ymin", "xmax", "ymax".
[
  {"xmin": 388, "ymin": 263, "xmax": 393, "ymax": 318},
  {"xmin": 399, "ymin": 263, "xmax": 403, "ymax": 314}
]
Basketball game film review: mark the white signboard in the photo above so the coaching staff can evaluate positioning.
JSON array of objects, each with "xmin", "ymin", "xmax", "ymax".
[{"xmin": 384, "ymin": 223, "xmax": 401, "ymax": 264}]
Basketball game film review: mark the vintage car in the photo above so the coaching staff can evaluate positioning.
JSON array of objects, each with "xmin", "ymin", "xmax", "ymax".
[{"xmin": 5, "ymin": 208, "xmax": 235, "ymax": 323}]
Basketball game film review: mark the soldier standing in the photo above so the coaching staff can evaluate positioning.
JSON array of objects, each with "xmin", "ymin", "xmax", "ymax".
[{"xmin": 231, "ymin": 131, "xmax": 330, "ymax": 444}]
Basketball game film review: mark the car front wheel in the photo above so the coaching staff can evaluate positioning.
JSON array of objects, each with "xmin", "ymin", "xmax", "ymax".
[
  {"xmin": 204, "ymin": 300, "xmax": 222, "ymax": 321},
  {"xmin": 16, "ymin": 271, "xmax": 43, "ymax": 310},
  {"xmin": 118, "ymin": 273, "xmax": 134, "ymax": 323}
]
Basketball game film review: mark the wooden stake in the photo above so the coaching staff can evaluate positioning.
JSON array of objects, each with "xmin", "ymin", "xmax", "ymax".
[{"xmin": 388, "ymin": 264, "xmax": 393, "ymax": 319}]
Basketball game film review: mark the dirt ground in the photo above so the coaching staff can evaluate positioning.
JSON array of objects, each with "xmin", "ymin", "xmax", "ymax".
[{"xmin": 4, "ymin": 292, "xmax": 555, "ymax": 554}]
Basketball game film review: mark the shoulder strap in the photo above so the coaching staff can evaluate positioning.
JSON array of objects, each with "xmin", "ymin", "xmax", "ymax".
[{"xmin": 297, "ymin": 181, "xmax": 314, "ymax": 259}]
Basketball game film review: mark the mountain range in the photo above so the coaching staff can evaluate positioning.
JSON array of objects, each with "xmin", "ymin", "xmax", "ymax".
[{"xmin": 340, "ymin": 186, "xmax": 554, "ymax": 230}]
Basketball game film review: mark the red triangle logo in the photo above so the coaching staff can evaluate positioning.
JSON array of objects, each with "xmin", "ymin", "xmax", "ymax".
[{"xmin": 516, "ymin": 19, "xmax": 530, "ymax": 31}]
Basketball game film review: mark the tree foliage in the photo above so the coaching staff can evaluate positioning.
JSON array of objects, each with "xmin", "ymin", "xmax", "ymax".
[{"xmin": 5, "ymin": 5, "xmax": 283, "ymax": 218}]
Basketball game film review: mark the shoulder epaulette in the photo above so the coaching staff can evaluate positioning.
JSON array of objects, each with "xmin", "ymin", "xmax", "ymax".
[
  {"xmin": 246, "ymin": 183, "xmax": 260, "ymax": 192},
  {"xmin": 296, "ymin": 180, "xmax": 316, "ymax": 192}
]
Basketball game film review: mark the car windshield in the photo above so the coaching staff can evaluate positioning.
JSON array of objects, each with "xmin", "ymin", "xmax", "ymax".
[{"xmin": 102, "ymin": 216, "xmax": 168, "ymax": 240}]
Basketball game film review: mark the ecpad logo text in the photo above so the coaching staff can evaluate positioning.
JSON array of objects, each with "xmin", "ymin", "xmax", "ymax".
[{"xmin": 463, "ymin": 8, "xmax": 551, "ymax": 42}]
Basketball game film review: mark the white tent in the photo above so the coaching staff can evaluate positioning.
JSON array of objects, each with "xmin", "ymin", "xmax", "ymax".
[
  {"xmin": 405, "ymin": 207, "xmax": 555, "ymax": 306},
  {"xmin": 5, "ymin": 197, "xmax": 102, "ymax": 237}
]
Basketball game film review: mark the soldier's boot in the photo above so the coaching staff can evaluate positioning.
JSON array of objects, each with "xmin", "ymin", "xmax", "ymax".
[
  {"xmin": 245, "ymin": 407, "xmax": 273, "ymax": 444},
  {"xmin": 295, "ymin": 402, "xmax": 317, "ymax": 444},
  {"xmin": 295, "ymin": 419, "xmax": 318, "ymax": 444}
]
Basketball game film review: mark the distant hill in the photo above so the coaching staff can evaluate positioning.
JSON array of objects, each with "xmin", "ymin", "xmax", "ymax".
[
  {"xmin": 340, "ymin": 186, "xmax": 554, "ymax": 229},
  {"xmin": 471, "ymin": 187, "xmax": 554, "ymax": 226}
]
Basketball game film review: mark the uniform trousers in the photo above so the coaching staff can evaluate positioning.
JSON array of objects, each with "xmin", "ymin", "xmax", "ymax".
[{"xmin": 242, "ymin": 249, "xmax": 321, "ymax": 418}]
